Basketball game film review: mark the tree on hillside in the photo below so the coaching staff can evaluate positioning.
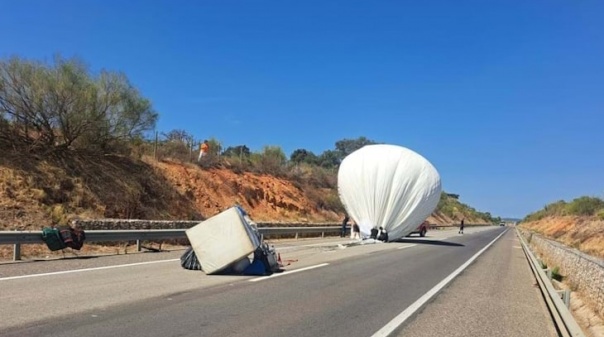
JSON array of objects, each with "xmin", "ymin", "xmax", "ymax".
[
  {"xmin": 162, "ymin": 129, "xmax": 194, "ymax": 145},
  {"xmin": 335, "ymin": 136, "xmax": 378, "ymax": 159},
  {"xmin": 290, "ymin": 148, "xmax": 318, "ymax": 165},
  {"xmin": 253, "ymin": 146, "xmax": 286, "ymax": 175},
  {"xmin": 317, "ymin": 150, "xmax": 341, "ymax": 168},
  {"xmin": 565, "ymin": 197, "xmax": 604, "ymax": 216},
  {"xmin": 223, "ymin": 145, "xmax": 251, "ymax": 159},
  {"xmin": 0, "ymin": 56, "xmax": 157, "ymax": 153}
]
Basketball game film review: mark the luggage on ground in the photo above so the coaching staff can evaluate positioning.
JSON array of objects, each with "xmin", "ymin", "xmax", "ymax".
[
  {"xmin": 180, "ymin": 247, "xmax": 202, "ymax": 270},
  {"xmin": 41, "ymin": 227, "xmax": 66, "ymax": 251},
  {"xmin": 58, "ymin": 226, "xmax": 86, "ymax": 250}
]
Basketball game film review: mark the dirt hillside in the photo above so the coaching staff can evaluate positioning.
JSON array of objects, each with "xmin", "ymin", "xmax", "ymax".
[
  {"xmin": 520, "ymin": 216, "xmax": 604, "ymax": 259},
  {"xmin": 0, "ymin": 152, "xmax": 486, "ymax": 232},
  {"xmin": 0, "ymin": 153, "xmax": 347, "ymax": 232}
]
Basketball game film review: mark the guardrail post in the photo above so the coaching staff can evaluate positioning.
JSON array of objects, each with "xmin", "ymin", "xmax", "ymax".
[
  {"xmin": 321, "ymin": 232, "xmax": 324, "ymax": 238},
  {"xmin": 137, "ymin": 240, "xmax": 141, "ymax": 252},
  {"xmin": 557, "ymin": 289, "xmax": 571, "ymax": 308},
  {"xmin": 295, "ymin": 232, "xmax": 299, "ymax": 240},
  {"xmin": 13, "ymin": 243, "xmax": 21, "ymax": 261},
  {"xmin": 545, "ymin": 268, "xmax": 552, "ymax": 280}
]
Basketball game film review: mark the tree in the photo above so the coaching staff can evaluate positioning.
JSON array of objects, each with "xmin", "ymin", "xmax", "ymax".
[
  {"xmin": 290, "ymin": 148, "xmax": 318, "ymax": 165},
  {"xmin": 162, "ymin": 129, "xmax": 194, "ymax": 145},
  {"xmin": 223, "ymin": 145, "xmax": 251, "ymax": 159},
  {"xmin": 0, "ymin": 55, "xmax": 157, "ymax": 152},
  {"xmin": 255, "ymin": 146, "xmax": 286, "ymax": 174},
  {"xmin": 334, "ymin": 136, "xmax": 378, "ymax": 159},
  {"xmin": 317, "ymin": 150, "xmax": 340, "ymax": 168},
  {"xmin": 566, "ymin": 197, "xmax": 604, "ymax": 216}
]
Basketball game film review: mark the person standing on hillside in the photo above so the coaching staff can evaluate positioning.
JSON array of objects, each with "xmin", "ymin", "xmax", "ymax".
[
  {"xmin": 459, "ymin": 218, "xmax": 465, "ymax": 234},
  {"xmin": 341, "ymin": 215, "xmax": 349, "ymax": 238},
  {"xmin": 198, "ymin": 140, "xmax": 209, "ymax": 162}
]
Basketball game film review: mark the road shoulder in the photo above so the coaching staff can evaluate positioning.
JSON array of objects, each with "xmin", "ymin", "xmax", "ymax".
[{"xmin": 396, "ymin": 230, "xmax": 558, "ymax": 337}]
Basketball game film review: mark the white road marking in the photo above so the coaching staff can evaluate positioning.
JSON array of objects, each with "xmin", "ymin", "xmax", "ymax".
[
  {"xmin": 398, "ymin": 244, "xmax": 417, "ymax": 250},
  {"xmin": 277, "ymin": 241, "xmax": 353, "ymax": 251},
  {"xmin": 0, "ymin": 259, "xmax": 179, "ymax": 281},
  {"xmin": 249, "ymin": 263, "xmax": 329, "ymax": 283},
  {"xmin": 371, "ymin": 229, "xmax": 509, "ymax": 337}
]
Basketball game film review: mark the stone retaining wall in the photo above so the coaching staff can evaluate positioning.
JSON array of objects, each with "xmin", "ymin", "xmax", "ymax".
[
  {"xmin": 527, "ymin": 232, "xmax": 604, "ymax": 318},
  {"xmin": 71, "ymin": 219, "xmax": 340, "ymax": 230}
]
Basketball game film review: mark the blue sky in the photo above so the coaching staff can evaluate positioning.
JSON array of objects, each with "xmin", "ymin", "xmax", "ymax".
[{"xmin": 2, "ymin": 1, "xmax": 603, "ymax": 218}]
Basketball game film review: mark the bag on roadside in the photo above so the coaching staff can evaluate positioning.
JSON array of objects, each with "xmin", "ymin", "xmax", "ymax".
[
  {"xmin": 180, "ymin": 247, "xmax": 202, "ymax": 270},
  {"xmin": 41, "ymin": 227, "xmax": 66, "ymax": 251},
  {"xmin": 58, "ymin": 226, "xmax": 86, "ymax": 250}
]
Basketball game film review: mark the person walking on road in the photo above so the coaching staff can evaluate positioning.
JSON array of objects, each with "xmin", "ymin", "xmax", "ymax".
[
  {"xmin": 459, "ymin": 218, "xmax": 465, "ymax": 234},
  {"xmin": 341, "ymin": 215, "xmax": 349, "ymax": 238}
]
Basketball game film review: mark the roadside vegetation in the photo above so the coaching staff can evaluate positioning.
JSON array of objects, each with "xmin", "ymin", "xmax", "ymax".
[
  {"xmin": 0, "ymin": 55, "xmax": 498, "ymax": 227},
  {"xmin": 523, "ymin": 196, "xmax": 604, "ymax": 222},
  {"xmin": 437, "ymin": 193, "xmax": 500, "ymax": 224},
  {"xmin": 521, "ymin": 196, "xmax": 604, "ymax": 259}
]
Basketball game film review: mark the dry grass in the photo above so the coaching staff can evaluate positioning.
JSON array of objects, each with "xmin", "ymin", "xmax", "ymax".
[
  {"xmin": 520, "ymin": 216, "xmax": 604, "ymax": 259},
  {"xmin": 0, "ymin": 151, "xmax": 202, "ymax": 232}
]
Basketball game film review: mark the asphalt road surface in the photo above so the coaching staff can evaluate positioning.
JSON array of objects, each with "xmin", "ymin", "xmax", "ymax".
[{"xmin": 0, "ymin": 227, "xmax": 554, "ymax": 337}]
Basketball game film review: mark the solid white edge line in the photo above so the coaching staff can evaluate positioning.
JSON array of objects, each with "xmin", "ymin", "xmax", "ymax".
[
  {"xmin": 249, "ymin": 263, "xmax": 329, "ymax": 282},
  {"xmin": 0, "ymin": 259, "xmax": 179, "ymax": 281},
  {"xmin": 397, "ymin": 244, "xmax": 417, "ymax": 250},
  {"xmin": 370, "ymin": 228, "xmax": 509, "ymax": 337}
]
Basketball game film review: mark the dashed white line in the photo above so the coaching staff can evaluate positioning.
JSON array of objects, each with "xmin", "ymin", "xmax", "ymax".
[
  {"xmin": 0, "ymin": 259, "xmax": 179, "ymax": 281},
  {"xmin": 398, "ymin": 244, "xmax": 417, "ymax": 250},
  {"xmin": 370, "ymin": 229, "xmax": 509, "ymax": 337},
  {"xmin": 249, "ymin": 263, "xmax": 329, "ymax": 282}
]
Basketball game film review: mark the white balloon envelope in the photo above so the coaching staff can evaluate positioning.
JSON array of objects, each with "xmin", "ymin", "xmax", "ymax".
[{"xmin": 338, "ymin": 144, "xmax": 442, "ymax": 241}]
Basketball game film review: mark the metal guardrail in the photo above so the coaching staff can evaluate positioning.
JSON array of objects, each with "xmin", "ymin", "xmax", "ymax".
[
  {"xmin": 516, "ymin": 228, "xmax": 585, "ymax": 337},
  {"xmin": 1, "ymin": 224, "xmax": 494, "ymax": 261},
  {"xmin": 0, "ymin": 227, "xmax": 344, "ymax": 261},
  {"xmin": 0, "ymin": 227, "xmax": 344, "ymax": 245}
]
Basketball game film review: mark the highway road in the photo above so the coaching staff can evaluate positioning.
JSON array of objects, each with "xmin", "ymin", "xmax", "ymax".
[{"xmin": 0, "ymin": 227, "xmax": 553, "ymax": 337}]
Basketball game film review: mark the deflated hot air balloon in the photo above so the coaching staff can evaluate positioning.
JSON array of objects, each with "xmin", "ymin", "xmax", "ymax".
[{"xmin": 338, "ymin": 144, "xmax": 442, "ymax": 241}]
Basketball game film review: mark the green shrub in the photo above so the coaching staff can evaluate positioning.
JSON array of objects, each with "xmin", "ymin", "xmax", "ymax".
[
  {"xmin": 565, "ymin": 197, "xmax": 604, "ymax": 216},
  {"xmin": 551, "ymin": 266, "xmax": 563, "ymax": 282},
  {"xmin": 597, "ymin": 208, "xmax": 604, "ymax": 220},
  {"xmin": 524, "ymin": 197, "xmax": 604, "ymax": 222}
]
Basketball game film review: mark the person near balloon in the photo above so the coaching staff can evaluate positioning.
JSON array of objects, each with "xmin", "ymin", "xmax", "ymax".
[
  {"xmin": 351, "ymin": 222, "xmax": 361, "ymax": 240},
  {"xmin": 459, "ymin": 218, "xmax": 465, "ymax": 234},
  {"xmin": 378, "ymin": 227, "xmax": 389, "ymax": 242},
  {"xmin": 370, "ymin": 227, "xmax": 379, "ymax": 240},
  {"xmin": 341, "ymin": 215, "xmax": 349, "ymax": 238}
]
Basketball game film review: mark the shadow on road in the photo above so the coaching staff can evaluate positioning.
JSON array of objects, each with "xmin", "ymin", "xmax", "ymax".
[{"xmin": 393, "ymin": 238, "xmax": 465, "ymax": 247}]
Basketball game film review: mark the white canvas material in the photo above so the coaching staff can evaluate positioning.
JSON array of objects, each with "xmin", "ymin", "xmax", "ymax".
[
  {"xmin": 186, "ymin": 207, "xmax": 261, "ymax": 274},
  {"xmin": 338, "ymin": 144, "xmax": 442, "ymax": 241}
]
